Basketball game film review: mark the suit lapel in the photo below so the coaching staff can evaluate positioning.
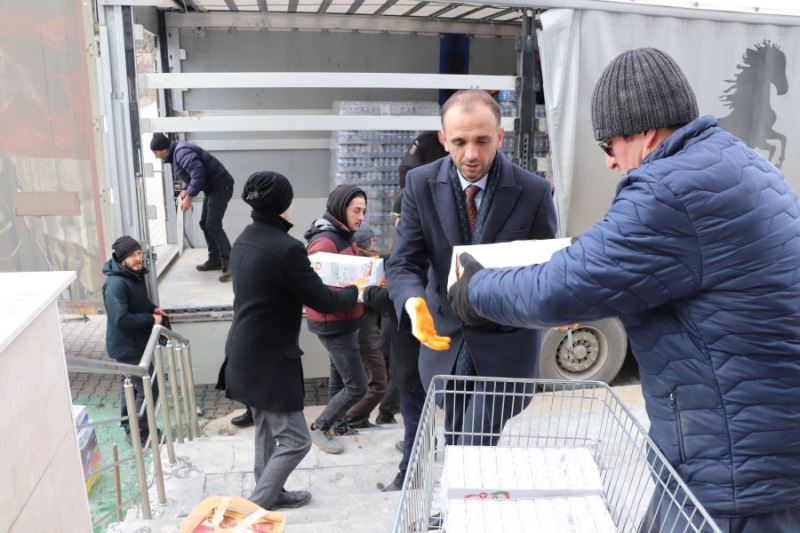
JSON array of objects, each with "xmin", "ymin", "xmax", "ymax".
[
  {"xmin": 480, "ymin": 160, "xmax": 522, "ymax": 244},
  {"xmin": 432, "ymin": 162, "xmax": 465, "ymax": 246}
]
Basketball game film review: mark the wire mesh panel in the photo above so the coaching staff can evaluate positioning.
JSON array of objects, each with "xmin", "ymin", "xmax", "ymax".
[{"xmin": 392, "ymin": 376, "xmax": 721, "ymax": 533}]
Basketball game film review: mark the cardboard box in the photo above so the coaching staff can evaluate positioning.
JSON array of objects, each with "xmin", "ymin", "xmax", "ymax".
[
  {"xmin": 180, "ymin": 496, "xmax": 285, "ymax": 533},
  {"xmin": 447, "ymin": 238, "xmax": 572, "ymax": 290},
  {"xmin": 445, "ymin": 495, "xmax": 617, "ymax": 533},
  {"xmin": 308, "ymin": 252, "xmax": 384, "ymax": 288},
  {"xmin": 442, "ymin": 446, "xmax": 603, "ymax": 501}
]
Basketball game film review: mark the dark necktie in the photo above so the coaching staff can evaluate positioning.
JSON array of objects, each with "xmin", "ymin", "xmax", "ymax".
[{"xmin": 464, "ymin": 184, "xmax": 480, "ymax": 235}]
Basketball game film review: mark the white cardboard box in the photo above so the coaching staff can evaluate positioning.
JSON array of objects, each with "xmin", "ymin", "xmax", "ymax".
[
  {"xmin": 447, "ymin": 238, "xmax": 572, "ymax": 290},
  {"xmin": 442, "ymin": 446, "xmax": 604, "ymax": 501},
  {"xmin": 445, "ymin": 495, "xmax": 618, "ymax": 533},
  {"xmin": 308, "ymin": 252, "xmax": 385, "ymax": 288}
]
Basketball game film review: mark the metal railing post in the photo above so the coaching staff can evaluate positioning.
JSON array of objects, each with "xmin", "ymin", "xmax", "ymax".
[
  {"xmin": 124, "ymin": 377, "xmax": 151, "ymax": 519},
  {"xmin": 177, "ymin": 343, "xmax": 196, "ymax": 440},
  {"xmin": 112, "ymin": 444, "xmax": 123, "ymax": 522},
  {"xmin": 143, "ymin": 375, "xmax": 166, "ymax": 505},
  {"xmin": 175, "ymin": 343, "xmax": 194, "ymax": 441},
  {"xmin": 154, "ymin": 344, "xmax": 176, "ymax": 464},
  {"xmin": 166, "ymin": 341, "xmax": 185, "ymax": 444},
  {"xmin": 182, "ymin": 342, "xmax": 201, "ymax": 437}
]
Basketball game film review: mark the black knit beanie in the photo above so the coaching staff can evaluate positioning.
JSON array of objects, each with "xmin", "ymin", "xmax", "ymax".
[
  {"xmin": 591, "ymin": 48, "xmax": 698, "ymax": 141},
  {"xmin": 150, "ymin": 132, "xmax": 171, "ymax": 151},
  {"xmin": 242, "ymin": 171, "xmax": 293, "ymax": 216},
  {"xmin": 112, "ymin": 235, "xmax": 142, "ymax": 263},
  {"xmin": 326, "ymin": 184, "xmax": 366, "ymax": 227}
]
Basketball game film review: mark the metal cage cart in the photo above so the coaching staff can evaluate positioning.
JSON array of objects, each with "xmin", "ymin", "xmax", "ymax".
[{"xmin": 392, "ymin": 376, "xmax": 721, "ymax": 533}]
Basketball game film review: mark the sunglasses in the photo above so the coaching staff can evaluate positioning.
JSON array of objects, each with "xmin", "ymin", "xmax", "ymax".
[{"xmin": 598, "ymin": 139, "xmax": 614, "ymax": 157}]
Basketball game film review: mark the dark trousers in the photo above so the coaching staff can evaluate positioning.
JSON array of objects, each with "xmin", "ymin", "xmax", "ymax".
[
  {"xmin": 640, "ymin": 482, "xmax": 800, "ymax": 533},
  {"xmin": 315, "ymin": 331, "xmax": 368, "ymax": 430},
  {"xmin": 249, "ymin": 408, "xmax": 311, "ymax": 510},
  {"xmin": 200, "ymin": 183, "xmax": 233, "ymax": 263},
  {"xmin": 398, "ymin": 390, "xmax": 425, "ymax": 474},
  {"xmin": 119, "ymin": 363, "xmax": 159, "ymax": 435},
  {"xmin": 443, "ymin": 341, "xmax": 533, "ymax": 446},
  {"xmin": 345, "ymin": 311, "xmax": 387, "ymax": 426}
]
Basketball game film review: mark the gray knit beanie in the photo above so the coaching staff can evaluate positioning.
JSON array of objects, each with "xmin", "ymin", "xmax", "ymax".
[{"xmin": 591, "ymin": 48, "xmax": 698, "ymax": 141}]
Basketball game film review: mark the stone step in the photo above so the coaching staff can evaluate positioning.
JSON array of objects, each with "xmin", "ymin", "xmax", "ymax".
[{"xmin": 281, "ymin": 489, "xmax": 401, "ymax": 526}]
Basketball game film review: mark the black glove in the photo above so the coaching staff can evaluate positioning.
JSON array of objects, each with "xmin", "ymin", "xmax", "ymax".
[{"xmin": 447, "ymin": 252, "xmax": 495, "ymax": 328}]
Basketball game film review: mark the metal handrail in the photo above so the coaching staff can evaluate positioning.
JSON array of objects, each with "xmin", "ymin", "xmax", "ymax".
[
  {"xmin": 65, "ymin": 356, "xmax": 148, "ymax": 377},
  {"xmin": 66, "ymin": 324, "xmax": 200, "ymax": 528}
]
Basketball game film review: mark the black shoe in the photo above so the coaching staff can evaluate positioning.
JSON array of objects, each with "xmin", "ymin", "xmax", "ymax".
[
  {"xmin": 349, "ymin": 419, "xmax": 377, "ymax": 429},
  {"xmin": 196, "ymin": 259, "xmax": 223, "ymax": 271},
  {"xmin": 375, "ymin": 413, "xmax": 398, "ymax": 425},
  {"xmin": 219, "ymin": 266, "xmax": 232, "ymax": 283},
  {"xmin": 395, "ymin": 440, "xmax": 405, "ymax": 453},
  {"xmin": 272, "ymin": 489, "xmax": 312, "ymax": 510},
  {"xmin": 377, "ymin": 472, "xmax": 404, "ymax": 492},
  {"xmin": 332, "ymin": 423, "xmax": 359, "ymax": 436},
  {"xmin": 231, "ymin": 407, "xmax": 254, "ymax": 427}
]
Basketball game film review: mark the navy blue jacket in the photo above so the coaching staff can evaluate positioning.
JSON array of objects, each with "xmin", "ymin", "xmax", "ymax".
[
  {"xmin": 468, "ymin": 116, "xmax": 800, "ymax": 518},
  {"xmin": 168, "ymin": 141, "xmax": 234, "ymax": 197},
  {"xmin": 102, "ymin": 259, "xmax": 156, "ymax": 361},
  {"xmin": 386, "ymin": 153, "xmax": 557, "ymax": 389}
]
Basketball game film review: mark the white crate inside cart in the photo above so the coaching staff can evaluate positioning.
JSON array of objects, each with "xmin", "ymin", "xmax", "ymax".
[{"xmin": 392, "ymin": 376, "xmax": 722, "ymax": 533}]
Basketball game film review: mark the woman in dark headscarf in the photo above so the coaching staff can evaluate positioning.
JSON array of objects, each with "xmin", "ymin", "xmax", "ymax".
[
  {"xmin": 223, "ymin": 172, "xmax": 358, "ymax": 510},
  {"xmin": 303, "ymin": 184, "xmax": 369, "ymax": 454}
]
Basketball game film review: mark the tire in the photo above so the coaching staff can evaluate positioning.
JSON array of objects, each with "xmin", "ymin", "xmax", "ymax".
[{"xmin": 538, "ymin": 318, "xmax": 628, "ymax": 383}]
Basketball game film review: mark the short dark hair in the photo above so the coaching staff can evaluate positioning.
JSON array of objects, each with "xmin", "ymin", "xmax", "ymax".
[{"xmin": 440, "ymin": 90, "xmax": 501, "ymax": 128}]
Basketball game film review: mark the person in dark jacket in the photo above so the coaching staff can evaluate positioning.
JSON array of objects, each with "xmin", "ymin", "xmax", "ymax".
[
  {"xmin": 369, "ymin": 195, "xmax": 426, "ymax": 493},
  {"xmin": 398, "ymin": 130, "xmax": 447, "ymax": 188},
  {"xmin": 341, "ymin": 222, "xmax": 388, "ymax": 429},
  {"xmin": 449, "ymin": 48, "xmax": 800, "ymax": 532},
  {"xmin": 151, "ymin": 133, "xmax": 235, "ymax": 282},
  {"xmin": 102, "ymin": 236, "xmax": 164, "ymax": 444},
  {"xmin": 224, "ymin": 171, "xmax": 358, "ymax": 511},
  {"xmin": 304, "ymin": 184, "xmax": 368, "ymax": 453}
]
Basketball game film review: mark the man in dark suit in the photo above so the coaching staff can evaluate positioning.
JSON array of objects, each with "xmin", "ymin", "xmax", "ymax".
[{"xmin": 386, "ymin": 89, "xmax": 557, "ymax": 445}]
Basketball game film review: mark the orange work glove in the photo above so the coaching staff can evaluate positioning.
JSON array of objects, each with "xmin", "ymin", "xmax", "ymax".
[{"xmin": 404, "ymin": 297, "xmax": 451, "ymax": 351}]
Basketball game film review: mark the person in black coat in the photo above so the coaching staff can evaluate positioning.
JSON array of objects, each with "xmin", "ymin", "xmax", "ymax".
[{"xmin": 223, "ymin": 171, "xmax": 358, "ymax": 511}]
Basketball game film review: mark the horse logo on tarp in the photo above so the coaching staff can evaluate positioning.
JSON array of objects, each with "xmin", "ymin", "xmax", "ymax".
[{"xmin": 718, "ymin": 40, "xmax": 788, "ymax": 167}]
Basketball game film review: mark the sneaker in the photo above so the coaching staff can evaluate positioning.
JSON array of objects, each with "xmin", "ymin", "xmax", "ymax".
[
  {"xmin": 196, "ymin": 259, "xmax": 223, "ymax": 271},
  {"xmin": 310, "ymin": 426, "xmax": 343, "ymax": 454},
  {"xmin": 375, "ymin": 413, "xmax": 398, "ymax": 425},
  {"xmin": 231, "ymin": 407, "xmax": 254, "ymax": 427},
  {"xmin": 219, "ymin": 266, "xmax": 232, "ymax": 283},
  {"xmin": 376, "ymin": 471, "xmax": 404, "ymax": 492},
  {"xmin": 272, "ymin": 489, "xmax": 312, "ymax": 510},
  {"xmin": 395, "ymin": 440, "xmax": 405, "ymax": 453}
]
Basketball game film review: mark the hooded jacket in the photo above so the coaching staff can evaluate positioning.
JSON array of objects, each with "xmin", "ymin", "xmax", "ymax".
[
  {"xmin": 468, "ymin": 116, "xmax": 800, "ymax": 518},
  {"xmin": 304, "ymin": 185, "xmax": 367, "ymax": 334},
  {"xmin": 102, "ymin": 259, "xmax": 156, "ymax": 361}
]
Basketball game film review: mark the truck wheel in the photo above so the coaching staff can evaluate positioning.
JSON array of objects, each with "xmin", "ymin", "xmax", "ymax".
[{"xmin": 538, "ymin": 318, "xmax": 627, "ymax": 383}]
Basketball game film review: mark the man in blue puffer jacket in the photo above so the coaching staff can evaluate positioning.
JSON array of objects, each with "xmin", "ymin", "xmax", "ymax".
[
  {"xmin": 449, "ymin": 48, "xmax": 800, "ymax": 532},
  {"xmin": 151, "ymin": 133, "xmax": 236, "ymax": 282}
]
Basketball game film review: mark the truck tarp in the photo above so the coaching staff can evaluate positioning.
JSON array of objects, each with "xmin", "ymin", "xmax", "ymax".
[{"xmin": 539, "ymin": 8, "xmax": 799, "ymax": 235}]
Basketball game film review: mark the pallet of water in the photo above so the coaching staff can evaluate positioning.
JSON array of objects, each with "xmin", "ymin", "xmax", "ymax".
[{"xmin": 441, "ymin": 446, "xmax": 617, "ymax": 532}]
